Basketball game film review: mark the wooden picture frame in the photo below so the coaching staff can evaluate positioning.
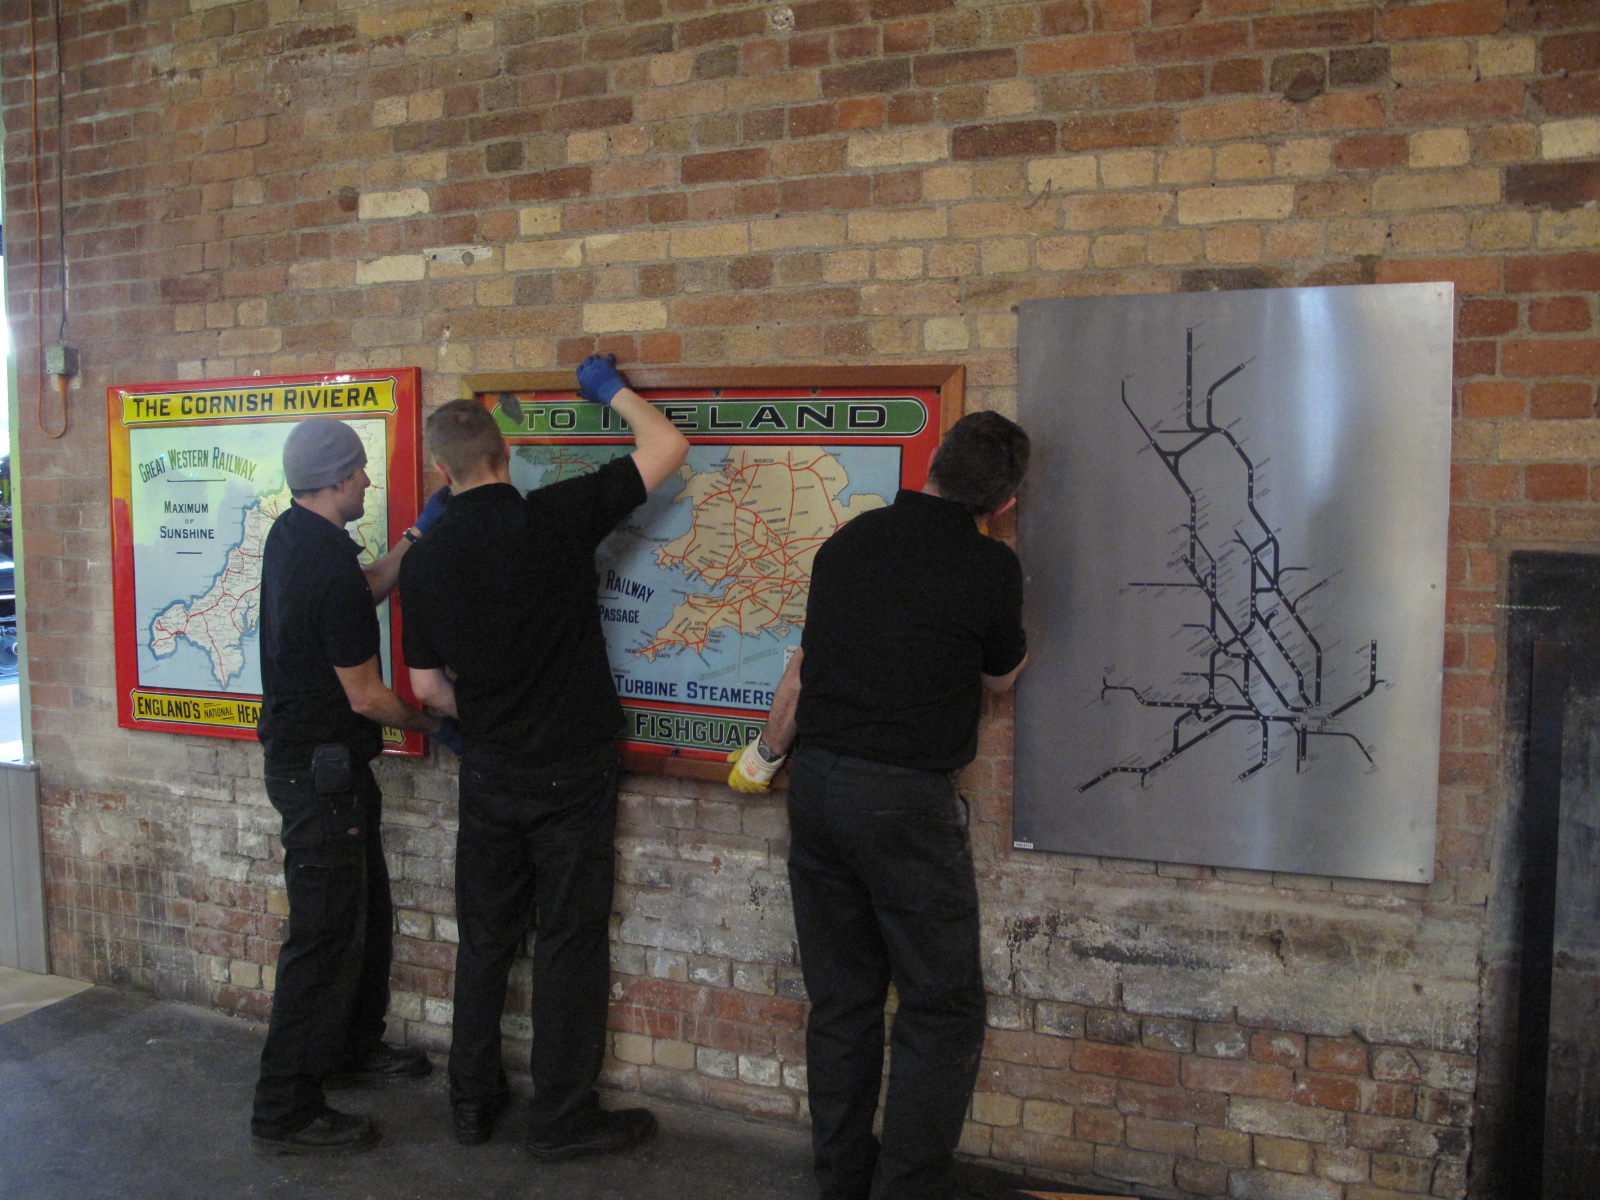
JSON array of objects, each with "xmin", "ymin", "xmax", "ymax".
[{"xmin": 457, "ymin": 365, "xmax": 964, "ymax": 784}]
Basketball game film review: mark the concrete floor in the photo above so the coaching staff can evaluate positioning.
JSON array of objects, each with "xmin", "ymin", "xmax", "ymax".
[
  {"xmin": 0, "ymin": 984, "xmax": 1132, "ymax": 1200},
  {"xmin": 0, "ymin": 965, "xmax": 91, "ymax": 1025}
]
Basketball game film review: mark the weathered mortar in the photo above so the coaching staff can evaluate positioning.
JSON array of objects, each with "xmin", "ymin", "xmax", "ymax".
[{"xmin": 4, "ymin": 0, "xmax": 1598, "ymax": 1193}]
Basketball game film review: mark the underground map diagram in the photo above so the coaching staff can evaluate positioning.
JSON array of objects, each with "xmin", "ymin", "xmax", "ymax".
[{"xmin": 1079, "ymin": 328, "xmax": 1384, "ymax": 792}]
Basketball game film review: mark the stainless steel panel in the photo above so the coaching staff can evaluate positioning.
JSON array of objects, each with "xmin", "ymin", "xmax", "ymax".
[
  {"xmin": 0, "ymin": 761, "xmax": 46, "ymax": 973},
  {"xmin": 1014, "ymin": 285, "xmax": 1452, "ymax": 883}
]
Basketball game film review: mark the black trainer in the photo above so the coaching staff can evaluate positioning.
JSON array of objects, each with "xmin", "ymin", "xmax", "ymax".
[
  {"xmin": 250, "ymin": 1109, "xmax": 380, "ymax": 1157},
  {"xmin": 324, "ymin": 1043, "xmax": 432, "ymax": 1089},
  {"xmin": 523, "ymin": 1108, "xmax": 658, "ymax": 1163}
]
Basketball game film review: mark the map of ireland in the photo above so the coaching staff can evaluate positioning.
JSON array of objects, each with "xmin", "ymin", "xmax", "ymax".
[{"xmin": 132, "ymin": 418, "xmax": 390, "ymax": 694}]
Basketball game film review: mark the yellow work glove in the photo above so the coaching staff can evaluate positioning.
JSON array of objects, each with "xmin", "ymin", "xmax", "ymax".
[{"xmin": 727, "ymin": 738, "xmax": 785, "ymax": 794}]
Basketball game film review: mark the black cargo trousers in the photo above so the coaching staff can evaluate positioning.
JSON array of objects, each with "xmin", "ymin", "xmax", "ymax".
[
  {"xmin": 447, "ymin": 742, "xmax": 619, "ymax": 1138},
  {"xmin": 251, "ymin": 745, "xmax": 393, "ymax": 1137},
  {"xmin": 786, "ymin": 745, "xmax": 988, "ymax": 1200}
]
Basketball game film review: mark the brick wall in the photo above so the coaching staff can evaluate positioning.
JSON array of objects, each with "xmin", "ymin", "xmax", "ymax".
[{"xmin": 3, "ymin": 0, "xmax": 1597, "ymax": 1194}]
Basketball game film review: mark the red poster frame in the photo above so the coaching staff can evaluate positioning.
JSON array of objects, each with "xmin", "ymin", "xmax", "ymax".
[
  {"xmin": 107, "ymin": 369, "xmax": 425, "ymax": 756},
  {"xmin": 462, "ymin": 365, "xmax": 963, "ymax": 783}
]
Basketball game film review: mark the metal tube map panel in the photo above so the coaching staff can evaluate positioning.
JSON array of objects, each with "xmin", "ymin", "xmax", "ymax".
[{"xmin": 1014, "ymin": 285, "xmax": 1452, "ymax": 883}]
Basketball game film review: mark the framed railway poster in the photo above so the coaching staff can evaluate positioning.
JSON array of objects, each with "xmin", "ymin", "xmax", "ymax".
[
  {"xmin": 1013, "ymin": 285, "xmax": 1452, "ymax": 883},
  {"xmin": 461, "ymin": 366, "xmax": 963, "ymax": 782},
  {"xmin": 108, "ymin": 369, "xmax": 426, "ymax": 755}
]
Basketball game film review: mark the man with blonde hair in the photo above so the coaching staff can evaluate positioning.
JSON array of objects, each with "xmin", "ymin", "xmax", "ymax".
[{"xmin": 401, "ymin": 356, "xmax": 687, "ymax": 1159}]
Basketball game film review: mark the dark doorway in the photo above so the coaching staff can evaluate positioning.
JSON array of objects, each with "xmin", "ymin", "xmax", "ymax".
[{"xmin": 1489, "ymin": 551, "xmax": 1600, "ymax": 1198}]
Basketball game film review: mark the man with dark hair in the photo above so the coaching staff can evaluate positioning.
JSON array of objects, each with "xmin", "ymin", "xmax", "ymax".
[
  {"xmin": 251, "ymin": 416, "xmax": 461, "ymax": 1156},
  {"xmin": 728, "ymin": 410, "xmax": 1032, "ymax": 1200},
  {"xmin": 400, "ymin": 356, "xmax": 688, "ymax": 1158}
]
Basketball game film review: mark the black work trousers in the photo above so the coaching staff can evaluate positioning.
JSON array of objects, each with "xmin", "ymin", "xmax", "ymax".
[
  {"xmin": 787, "ymin": 746, "xmax": 988, "ymax": 1200},
  {"xmin": 252, "ymin": 754, "xmax": 391, "ymax": 1137},
  {"xmin": 448, "ymin": 743, "xmax": 619, "ymax": 1136}
]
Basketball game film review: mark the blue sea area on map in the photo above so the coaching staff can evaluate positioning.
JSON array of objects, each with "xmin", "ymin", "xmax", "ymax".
[
  {"xmin": 134, "ymin": 488, "xmax": 266, "ymax": 694},
  {"xmin": 511, "ymin": 442, "xmax": 900, "ymax": 712}
]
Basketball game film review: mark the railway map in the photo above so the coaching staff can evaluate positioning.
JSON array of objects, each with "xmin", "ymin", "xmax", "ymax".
[
  {"xmin": 1079, "ymin": 330, "xmax": 1382, "ymax": 791},
  {"xmin": 510, "ymin": 443, "xmax": 896, "ymax": 716}
]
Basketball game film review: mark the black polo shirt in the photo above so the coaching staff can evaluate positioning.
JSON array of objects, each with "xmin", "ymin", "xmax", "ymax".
[
  {"xmin": 256, "ymin": 501, "xmax": 384, "ymax": 765},
  {"xmin": 399, "ymin": 455, "xmax": 647, "ymax": 765},
  {"xmin": 795, "ymin": 489, "xmax": 1026, "ymax": 771}
]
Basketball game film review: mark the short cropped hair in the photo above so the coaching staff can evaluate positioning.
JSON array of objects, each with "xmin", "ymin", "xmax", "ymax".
[
  {"xmin": 927, "ymin": 411, "xmax": 1031, "ymax": 517},
  {"xmin": 426, "ymin": 399, "xmax": 505, "ymax": 477}
]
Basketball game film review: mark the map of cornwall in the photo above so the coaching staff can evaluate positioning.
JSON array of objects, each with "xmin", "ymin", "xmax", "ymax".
[{"xmin": 148, "ymin": 493, "xmax": 286, "ymax": 688}]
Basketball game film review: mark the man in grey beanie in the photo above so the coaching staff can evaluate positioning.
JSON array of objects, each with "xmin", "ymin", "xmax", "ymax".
[{"xmin": 250, "ymin": 416, "xmax": 459, "ymax": 1156}]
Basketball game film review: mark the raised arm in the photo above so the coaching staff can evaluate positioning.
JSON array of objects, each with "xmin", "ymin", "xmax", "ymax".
[
  {"xmin": 575, "ymin": 355, "xmax": 689, "ymax": 492},
  {"xmin": 361, "ymin": 488, "xmax": 451, "ymax": 602}
]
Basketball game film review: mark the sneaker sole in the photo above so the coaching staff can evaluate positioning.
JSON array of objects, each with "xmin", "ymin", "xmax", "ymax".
[
  {"xmin": 523, "ymin": 1124, "xmax": 657, "ymax": 1163},
  {"xmin": 250, "ymin": 1131, "xmax": 382, "ymax": 1157}
]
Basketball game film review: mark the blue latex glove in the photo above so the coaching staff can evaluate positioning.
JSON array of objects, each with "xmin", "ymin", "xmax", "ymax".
[
  {"xmin": 575, "ymin": 353, "xmax": 627, "ymax": 405},
  {"xmin": 432, "ymin": 716, "xmax": 465, "ymax": 755},
  {"xmin": 414, "ymin": 487, "xmax": 451, "ymax": 534}
]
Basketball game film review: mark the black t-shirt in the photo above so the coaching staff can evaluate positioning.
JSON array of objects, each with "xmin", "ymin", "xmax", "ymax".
[
  {"xmin": 795, "ymin": 489, "xmax": 1026, "ymax": 771},
  {"xmin": 399, "ymin": 455, "xmax": 647, "ymax": 765},
  {"xmin": 256, "ymin": 501, "xmax": 384, "ymax": 764}
]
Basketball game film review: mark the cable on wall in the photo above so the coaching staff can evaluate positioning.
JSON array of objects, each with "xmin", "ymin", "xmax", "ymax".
[{"xmin": 27, "ymin": 0, "xmax": 70, "ymax": 439}]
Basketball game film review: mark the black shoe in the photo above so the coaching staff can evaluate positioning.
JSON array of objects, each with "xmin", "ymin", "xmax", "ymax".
[
  {"xmin": 324, "ymin": 1043, "xmax": 432, "ymax": 1089},
  {"xmin": 250, "ymin": 1109, "xmax": 380, "ymax": 1157},
  {"xmin": 523, "ymin": 1108, "xmax": 658, "ymax": 1163},
  {"xmin": 452, "ymin": 1095, "xmax": 507, "ymax": 1146}
]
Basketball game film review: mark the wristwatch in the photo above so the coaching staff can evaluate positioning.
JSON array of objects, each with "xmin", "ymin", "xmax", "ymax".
[
  {"xmin": 754, "ymin": 740, "xmax": 783, "ymax": 764},
  {"xmin": 402, "ymin": 527, "xmax": 421, "ymax": 543}
]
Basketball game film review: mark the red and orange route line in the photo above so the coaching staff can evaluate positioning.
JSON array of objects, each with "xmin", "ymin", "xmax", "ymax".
[{"xmin": 639, "ymin": 454, "xmax": 852, "ymax": 658}]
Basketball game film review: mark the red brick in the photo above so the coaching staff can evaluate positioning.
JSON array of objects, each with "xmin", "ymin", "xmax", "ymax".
[
  {"xmin": 883, "ymin": 19, "xmax": 931, "ymax": 52},
  {"xmin": 914, "ymin": 48, "xmax": 1017, "ymax": 85},
  {"xmin": 1182, "ymin": 1057, "xmax": 1295, "ymax": 1100},
  {"xmin": 1531, "ymin": 380, "xmax": 1595, "ymax": 418},
  {"xmin": 1502, "ymin": 339, "xmax": 1600, "ymax": 377},
  {"xmin": 1454, "ymin": 462, "xmax": 1521, "ymax": 501},
  {"xmin": 1459, "ymin": 299, "xmax": 1519, "ymax": 337},
  {"xmin": 1041, "ymin": 0, "xmax": 1089, "ymax": 34},
  {"xmin": 953, "ymin": 120, "xmax": 1059, "ymax": 159},
  {"xmin": 1376, "ymin": 257, "xmax": 1501, "ymax": 295},
  {"xmin": 1074, "ymin": 1105, "xmax": 1125, "ymax": 1144},
  {"xmin": 683, "ymin": 149, "xmax": 770, "ymax": 184},
  {"xmin": 1250, "ymin": 1032, "xmax": 1305, "ymax": 1068},
  {"xmin": 1133, "ymin": 21, "xmax": 1249, "ymax": 64},
  {"xmin": 1294, "ymin": 1071, "xmax": 1364, "ymax": 1111},
  {"xmin": 1156, "ymin": 64, "xmax": 1207, "ymax": 101},
  {"xmin": 1115, "ymin": 1081, "xmax": 1228, "ymax": 1125},
  {"xmin": 1333, "ymin": 133, "xmax": 1406, "ymax": 169},
  {"xmin": 509, "ymin": 166, "xmax": 591, "ymax": 202},
  {"xmin": 1526, "ymin": 463, "xmax": 1589, "ymax": 502},
  {"xmin": 708, "ymin": 989, "xmax": 806, "ymax": 1028},
  {"xmin": 986, "ymin": 1030, "xmax": 1075, "ymax": 1069},
  {"xmin": 1253, "ymin": 10, "xmax": 1373, "ymax": 49},
  {"xmin": 1074, "ymin": 1042, "xmax": 1181, "ymax": 1087},
  {"xmin": 1543, "ymin": 31, "xmax": 1600, "ymax": 74},
  {"xmin": 1024, "ymin": 33, "xmax": 1134, "ymax": 74},
  {"xmin": 1059, "ymin": 108, "xmax": 1176, "ymax": 150},
  {"xmin": 1529, "ymin": 296, "xmax": 1592, "ymax": 333},
  {"xmin": 1393, "ymin": 78, "xmax": 1526, "ymax": 123},
  {"xmin": 836, "ymin": 97, "xmax": 885, "ymax": 129},
  {"xmin": 1506, "ymin": 253, "xmax": 1600, "ymax": 293},
  {"xmin": 1456, "ymin": 340, "xmax": 1498, "ymax": 377},
  {"xmin": 1379, "ymin": 0, "xmax": 1508, "ymax": 39},
  {"xmin": 1307, "ymin": 1037, "xmax": 1368, "ymax": 1075},
  {"xmin": 1210, "ymin": 57, "xmax": 1263, "ymax": 94}
]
